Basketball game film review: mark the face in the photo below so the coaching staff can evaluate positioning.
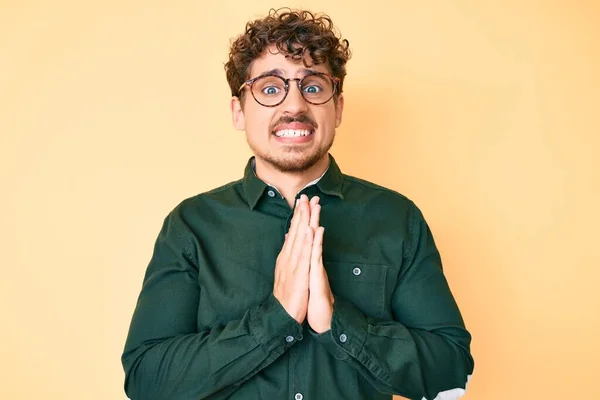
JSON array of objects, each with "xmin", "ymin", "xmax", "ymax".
[{"xmin": 230, "ymin": 46, "xmax": 344, "ymax": 173}]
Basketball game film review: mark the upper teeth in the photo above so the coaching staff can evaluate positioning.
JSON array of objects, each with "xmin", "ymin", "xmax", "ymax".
[{"xmin": 275, "ymin": 129, "xmax": 312, "ymax": 137}]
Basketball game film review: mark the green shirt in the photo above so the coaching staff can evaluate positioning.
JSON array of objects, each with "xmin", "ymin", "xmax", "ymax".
[{"xmin": 122, "ymin": 155, "xmax": 474, "ymax": 400}]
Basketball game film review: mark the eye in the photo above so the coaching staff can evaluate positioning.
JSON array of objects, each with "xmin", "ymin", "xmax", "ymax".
[
  {"xmin": 301, "ymin": 74, "xmax": 331, "ymax": 95},
  {"xmin": 253, "ymin": 76, "xmax": 285, "ymax": 97},
  {"xmin": 302, "ymin": 84, "xmax": 322, "ymax": 94},
  {"xmin": 262, "ymin": 86, "xmax": 281, "ymax": 96}
]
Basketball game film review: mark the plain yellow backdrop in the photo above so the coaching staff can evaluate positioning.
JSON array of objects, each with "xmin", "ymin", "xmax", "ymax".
[{"xmin": 1, "ymin": 1, "xmax": 599, "ymax": 399}]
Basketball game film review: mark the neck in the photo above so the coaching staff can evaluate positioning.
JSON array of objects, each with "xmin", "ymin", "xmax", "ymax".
[{"xmin": 255, "ymin": 155, "xmax": 330, "ymax": 207}]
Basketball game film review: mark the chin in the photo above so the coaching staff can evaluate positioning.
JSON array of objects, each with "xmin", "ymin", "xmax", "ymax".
[{"xmin": 262, "ymin": 151, "xmax": 327, "ymax": 173}]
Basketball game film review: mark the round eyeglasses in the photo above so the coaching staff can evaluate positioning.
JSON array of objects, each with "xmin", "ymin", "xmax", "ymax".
[{"xmin": 238, "ymin": 72, "xmax": 340, "ymax": 107}]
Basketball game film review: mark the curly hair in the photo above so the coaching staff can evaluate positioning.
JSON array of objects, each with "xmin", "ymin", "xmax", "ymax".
[{"xmin": 225, "ymin": 8, "xmax": 351, "ymax": 101}]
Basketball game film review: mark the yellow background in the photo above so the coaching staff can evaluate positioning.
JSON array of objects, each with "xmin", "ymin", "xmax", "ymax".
[{"xmin": 1, "ymin": 1, "xmax": 599, "ymax": 399}]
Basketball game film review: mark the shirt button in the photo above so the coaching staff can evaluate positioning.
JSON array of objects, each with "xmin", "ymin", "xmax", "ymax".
[
  {"xmin": 352, "ymin": 267, "xmax": 362, "ymax": 276},
  {"xmin": 285, "ymin": 335, "xmax": 294, "ymax": 343},
  {"xmin": 295, "ymin": 393, "xmax": 303, "ymax": 400},
  {"xmin": 267, "ymin": 190, "xmax": 276, "ymax": 198},
  {"xmin": 339, "ymin": 333, "xmax": 347, "ymax": 343}
]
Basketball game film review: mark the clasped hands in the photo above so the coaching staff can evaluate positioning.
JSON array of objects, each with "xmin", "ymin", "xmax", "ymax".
[{"xmin": 273, "ymin": 194, "xmax": 334, "ymax": 334}]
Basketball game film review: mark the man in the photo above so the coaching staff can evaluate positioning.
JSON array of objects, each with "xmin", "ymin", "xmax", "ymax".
[{"xmin": 122, "ymin": 9, "xmax": 474, "ymax": 400}]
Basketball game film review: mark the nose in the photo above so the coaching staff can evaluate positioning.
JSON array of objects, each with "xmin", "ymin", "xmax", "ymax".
[{"xmin": 281, "ymin": 79, "xmax": 308, "ymax": 115}]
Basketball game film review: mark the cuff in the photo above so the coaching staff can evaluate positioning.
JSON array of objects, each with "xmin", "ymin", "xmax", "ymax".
[
  {"xmin": 311, "ymin": 296, "xmax": 368, "ymax": 360},
  {"xmin": 249, "ymin": 294, "xmax": 303, "ymax": 353}
]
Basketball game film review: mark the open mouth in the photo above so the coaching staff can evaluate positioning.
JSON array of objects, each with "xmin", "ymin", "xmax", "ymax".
[{"xmin": 273, "ymin": 129, "xmax": 314, "ymax": 138}]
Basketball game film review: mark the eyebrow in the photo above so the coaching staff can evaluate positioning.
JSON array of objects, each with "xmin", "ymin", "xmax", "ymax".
[{"xmin": 256, "ymin": 68, "xmax": 321, "ymax": 78}]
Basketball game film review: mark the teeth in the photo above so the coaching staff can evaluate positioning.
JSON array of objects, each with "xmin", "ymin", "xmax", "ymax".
[{"xmin": 274, "ymin": 129, "xmax": 312, "ymax": 138}]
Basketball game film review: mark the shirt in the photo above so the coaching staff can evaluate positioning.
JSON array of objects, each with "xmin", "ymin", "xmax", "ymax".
[
  {"xmin": 259, "ymin": 158, "xmax": 328, "ymax": 195},
  {"xmin": 121, "ymin": 154, "xmax": 474, "ymax": 400}
]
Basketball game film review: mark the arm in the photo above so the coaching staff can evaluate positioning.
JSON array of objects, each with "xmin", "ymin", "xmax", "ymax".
[
  {"xmin": 121, "ymin": 208, "xmax": 302, "ymax": 400},
  {"xmin": 312, "ymin": 202, "xmax": 474, "ymax": 400}
]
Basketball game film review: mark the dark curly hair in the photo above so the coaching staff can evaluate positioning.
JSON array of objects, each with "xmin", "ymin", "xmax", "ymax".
[{"xmin": 225, "ymin": 8, "xmax": 351, "ymax": 102}]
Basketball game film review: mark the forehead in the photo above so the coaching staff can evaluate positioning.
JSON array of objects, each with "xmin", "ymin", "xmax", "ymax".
[{"xmin": 248, "ymin": 46, "xmax": 331, "ymax": 78}]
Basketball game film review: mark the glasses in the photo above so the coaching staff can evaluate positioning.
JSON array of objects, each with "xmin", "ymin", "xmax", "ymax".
[{"xmin": 238, "ymin": 72, "xmax": 340, "ymax": 107}]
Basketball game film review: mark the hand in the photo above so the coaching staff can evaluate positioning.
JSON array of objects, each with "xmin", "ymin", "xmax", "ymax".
[
  {"xmin": 306, "ymin": 197, "xmax": 335, "ymax": 333},
  {"xmin": 273, "ymin": 194, "xmax": 313, "ymax": 324}
]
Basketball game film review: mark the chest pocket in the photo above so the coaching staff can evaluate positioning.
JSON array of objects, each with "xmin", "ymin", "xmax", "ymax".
[{"xmin": 325, "ymin": 262, "xmax": 388, "ymax": 318}]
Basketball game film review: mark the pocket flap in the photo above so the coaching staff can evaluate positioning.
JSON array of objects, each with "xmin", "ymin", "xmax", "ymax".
[{"xmin": 324, "ymin": 261, "xmax": 388, "ymax": 318}]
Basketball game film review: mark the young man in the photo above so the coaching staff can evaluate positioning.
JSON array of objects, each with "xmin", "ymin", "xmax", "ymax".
[{"xmin": 122, "ymin": 9, "xmax": 474, "ymax": 400}]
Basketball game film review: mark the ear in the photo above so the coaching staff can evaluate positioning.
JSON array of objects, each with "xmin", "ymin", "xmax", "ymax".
[
  {"xmin": 230, "ymin": 96, "xmax": 245, "ymax": 131},
  {"xmin": 334, "ymin": 93, "xmax": 344, "ymax": 128}
]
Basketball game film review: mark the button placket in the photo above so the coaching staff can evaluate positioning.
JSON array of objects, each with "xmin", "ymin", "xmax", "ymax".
[{"xmin": 289, "ymin": 337, "xmax": 300, "ymax": 400}]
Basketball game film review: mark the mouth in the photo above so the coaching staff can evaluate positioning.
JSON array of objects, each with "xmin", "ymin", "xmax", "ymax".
[
  {"xmin": 273, "ymin": 128, "xmax": 314, "ymax": 138},
  {"xmin": 272, "ymin": 121, "xmax": 316, "ymax": 141}
]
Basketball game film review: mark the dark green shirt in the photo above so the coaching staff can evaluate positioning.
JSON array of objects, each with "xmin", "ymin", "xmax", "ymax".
[{"xmin": 122, "ymin": 155, "xmax": 474, "ymax": 400}]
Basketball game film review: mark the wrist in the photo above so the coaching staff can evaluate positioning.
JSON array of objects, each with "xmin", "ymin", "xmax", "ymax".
[{"xmin": 311, "ymin": 297, "xmax": 334, "ymax": 333}]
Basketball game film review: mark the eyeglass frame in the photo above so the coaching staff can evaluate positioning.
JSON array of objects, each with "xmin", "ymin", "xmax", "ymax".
[{"xmin": 237, "ymin": 71, "xmax": 341, "ymax": 107}]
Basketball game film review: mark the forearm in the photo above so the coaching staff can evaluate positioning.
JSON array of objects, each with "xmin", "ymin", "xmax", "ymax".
[
  {"xmin": 313, "ymin": 297, "xmax": 473, "ymax": 400},
  {"xmin": 123, "ymin": 294, "xmax": 302, "ymax": 400}
]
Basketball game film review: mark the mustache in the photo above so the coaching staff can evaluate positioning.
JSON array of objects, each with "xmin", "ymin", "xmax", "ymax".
[{"xmin": 270, "ymin": 114, "xmax": 318, "ymax": 131}]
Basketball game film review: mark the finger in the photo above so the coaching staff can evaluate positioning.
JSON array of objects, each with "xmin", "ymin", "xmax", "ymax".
[
  {"xmin": 290, "ymin": 201, "xmax": 311, "ymax": 262},
  {"xmin": 309, "ymin": 203, "xmax": 321, "ymax": 229},
  {"xmin": 298, "ymin": 226, "xmax": 314, "ymax": 272},
  {"xmin": 311, "ymin": 226, "xmax": 325, "ymax": 268},
  {"xmin": 283, "ymin": 198, "xmax": 302, "ymax": 255},
  {"xmin": 310, "ymin": 195, "xmax": 320, "ymax": 207},
  {"xmin": 299, "ymin": 194, "xmax": 310, "ymax": 228},
  {"xmin": 290, "ymin": 196, "xmax": 310, "ymax": 254},
  {"xmin": 310, "ymin": 227, "xmax": 330, "ymax": 300},
  {"xmin": 309, "ymin": 196, "xmax": 321, "ymax": 228}
]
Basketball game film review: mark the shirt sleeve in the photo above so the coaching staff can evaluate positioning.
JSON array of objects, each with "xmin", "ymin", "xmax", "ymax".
[
  {"xmin": 121, "ymin": 207, "xmax": 303, "ymax": 400},
  {"xmin": 311, "ymin": 202, "xmax": 474, "ymax": 400}
]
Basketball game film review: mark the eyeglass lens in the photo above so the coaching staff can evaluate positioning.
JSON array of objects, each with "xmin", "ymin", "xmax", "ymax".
[{"xmin": 251, "ymin": 74, "xmax": 335, "ymax": 106}]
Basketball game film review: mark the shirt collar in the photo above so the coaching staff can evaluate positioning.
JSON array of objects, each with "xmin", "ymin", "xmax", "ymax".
[{"xmin": 242, "ymin": 154, "xmax": 345, "ymax": 209}]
